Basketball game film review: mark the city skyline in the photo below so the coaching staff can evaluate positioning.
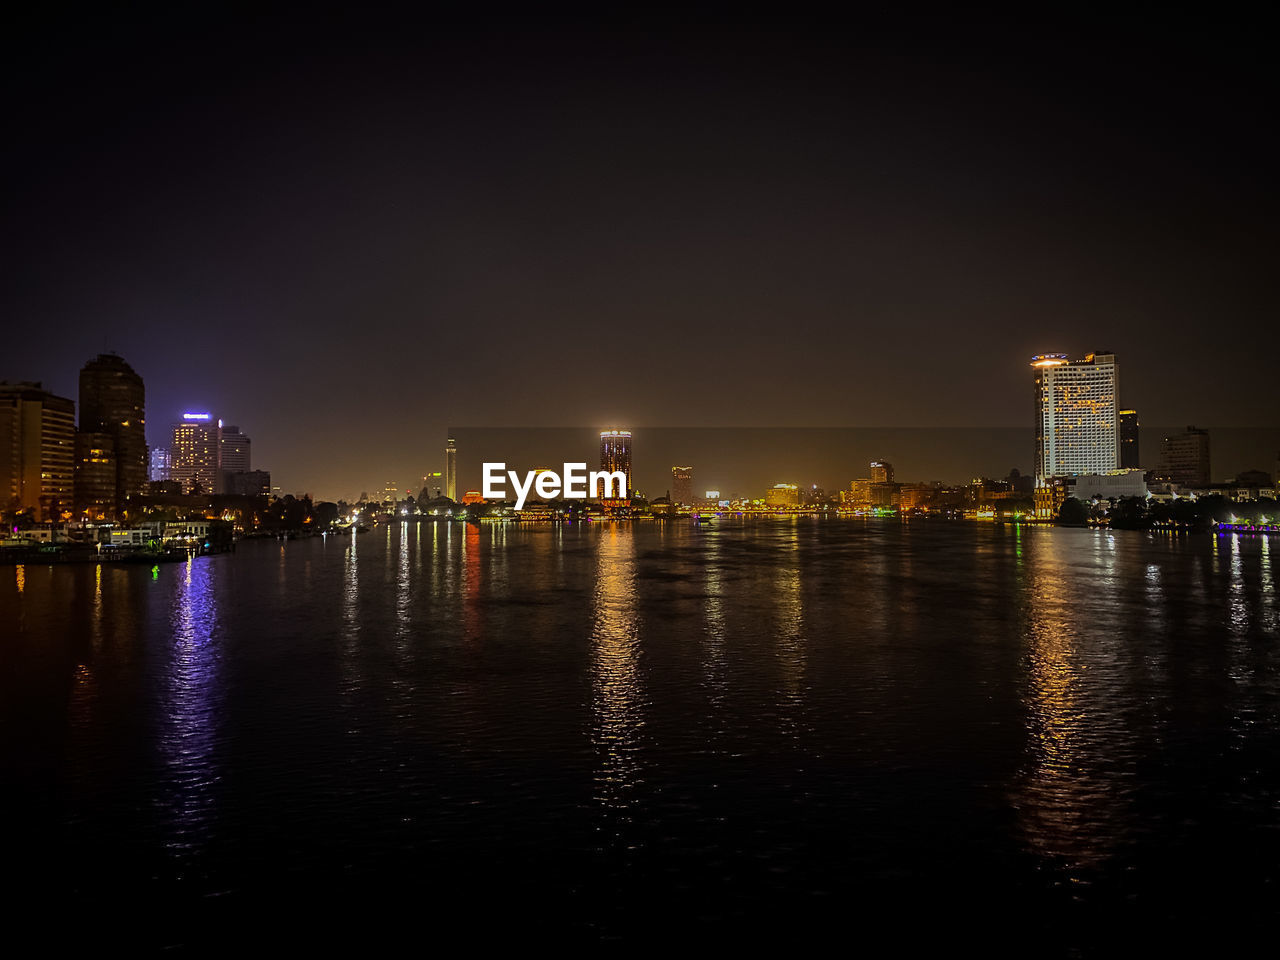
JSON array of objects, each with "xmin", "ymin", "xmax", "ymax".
[
  {"xmin": 4, "ymin": 13, "xmax": 1279, "ymax": 948},
  {"xmin": 5, "ymin": 14, "xmax": 1278, "ymax": 500},
  {"xmin": 6, "ymin": 351, "xmax": 1278, "ymax": 509},
  {"xmin": 10, "ymin": 346, "xmax": 1277, "ymax": 501}
]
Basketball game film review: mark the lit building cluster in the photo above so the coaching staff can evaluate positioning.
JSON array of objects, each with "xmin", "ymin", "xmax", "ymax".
[
  {"xmin": 1027, "ymin": 351, "xmax": 1275, "ymax": 519},
  {"xmin": 1, "ymin": 353, "xmax": 276, "ymax": 528},
  {"xmin": 164, "ymin": 413, "xmax": 269, "ymax": 499}
]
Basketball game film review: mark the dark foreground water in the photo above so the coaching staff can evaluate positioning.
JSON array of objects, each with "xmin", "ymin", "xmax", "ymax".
[{"xmin": 3, "ymin": 520, "xmax": 1279, "ymax": 952}]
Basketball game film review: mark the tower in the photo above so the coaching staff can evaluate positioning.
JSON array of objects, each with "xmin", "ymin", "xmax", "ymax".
[
  {"xmin": 0, "ymin": 382, "xmax": 75, "ymax": 521},
  {"xmin": 671, "ymin": 465, "xmax": 693, "ymax": 506},
  {"xmin": 445, "ymin": 436, "xmax": 457, "ymax": 501},
  {"xmin": 1158, "ymin": 427, "xmax": 1211, "ymax": 487},
  {"xmin": 78, "ymin": 353, "xmax": 146, "ymax": 513},
  {"xmin": 170, "ymin": 413, "xmax": 222, "ymax": 495},
  {"xmin": 1032, "ymin": 352, "xmax": 1119, "ymax": 479},
  {"xmin": 1119, "ymin": 409, "xmax": 1140, "ymax": 470},
  {"xmin": 599, "ymin": 430, "xmax": 632, "ymax": 499},
  {"xmin": 220, "ymin": 425, "xmax": 251, "ymax": 479}
]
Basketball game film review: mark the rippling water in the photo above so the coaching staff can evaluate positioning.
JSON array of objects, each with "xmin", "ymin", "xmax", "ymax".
[{"xmin": 3, "ymin": 520, "xmax": 1278, "ymax": 951}]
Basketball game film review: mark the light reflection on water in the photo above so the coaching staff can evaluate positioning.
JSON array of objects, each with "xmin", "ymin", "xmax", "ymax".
[
  {"xmin": 3, "ymin": 520, "xmax": 1278, "ymax": 940},
  {"xmin": 700, "ymin": 527, "xmax": 727, "ymax": 711},
  {"xmin": 773, "ymin": 526, "xmax": 807, "ymax": 736},
  {"xmin": 1014, "ymin": 531, "xmax": 1138, "ymax": 875},
  {"xmin": 158, "ymin": 555, "xmax": 222, "ymax": 853},
  {"xmin": 590, "ymin": 523, "xmax": 645, "ymax": 826}
]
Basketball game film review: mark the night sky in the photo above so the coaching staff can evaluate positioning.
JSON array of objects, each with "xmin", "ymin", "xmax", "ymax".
[{"xmin": 4, "ymin": 11, "xmax": 1276, "ymax": 498}]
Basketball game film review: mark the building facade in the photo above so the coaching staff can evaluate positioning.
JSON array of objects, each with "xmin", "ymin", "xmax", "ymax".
[
  {"xmin": 445, "ymin": 436, "xmax": 457, "ymax": 501},
  {"xmin": 1119, "ymin": 409, "xmax": 1140, "ymax": 469},
  {"xmin": 1032, "ymin": 352, "xmax": 1120, "ymax": 479},
  {"xmin": 150, "ymin": 446, "xmax": 172, "ymax": 482},
  {"xmin": 1069, "ymin": 470, "xmax": 1148, "ymax": 502},
  {"xmin": 219, "ymin": 425, "xmax": 251, "ymax": 487},
  {"xmin": 78, "ymin": 354, "xmax": 147, "ymax": 511},
  {"xmin": 765, "ymin": 483, "xmax": 799, "ymax": 506},
  {"xmin": 870, "ymin": 460, "xmax": 894, "ymax": 484},
  {"xmin": 0, "ymin": 382, "xmax": 76, "ymax": 520},
  {"xmin": 671, "ymin": 465, "xmax": 693, "ymax": 506},
  {"xmin": 599, "ymin": 430, "xmax": 632, "ymax": 499},
  {"xmin": 74, "ymin": 431, "xmax": 117, "ymax": 519},
  {"xmin": 170, "ymin": 413, "xmax": 222, "ymax": 495},
  {"xmin": 1158, "ymin": 426, "xmax": 1211, "ymax": 487}
]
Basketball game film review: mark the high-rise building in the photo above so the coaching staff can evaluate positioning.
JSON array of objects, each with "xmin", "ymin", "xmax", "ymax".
[
  {"xmin": 0, "ymin": 382, "xmax": 76, "ymax": 520},
  {"xmin": 220, "ymin": 425, "xmax": 251, "ymax": 474},
  {"xmin": 74, "ymin": 431, "xmax": 117, "ymax": 519},
  {"xmin": 765, "ymin": 483, "xmax": 799, "ymax": 506},
  {"xmin": 599, "ymin": 430, "xmax": 632, "ymax": 499},
  {"xmin": 671, "ymin": 465, "xmax": 693, "ymax": 506},
  {"xmin": 1158, "ymin": 426, "xmax": 1211, "ymax": 487},
  {"xmin": 445, "ymin": 436, "xmax": 457, "ymax": 501},
  {"xmin": 150, "ymin": 446, "xmax": 172, "ymax": 482},
  {"xmin": 78, "ymin": 354, "xmax": 147, "ymax": 510},
  {"xmin": 170, "ymin": 413, "xmax": 222, "ymax": 495},
  {"xmin": 1032, "ymin": 352, "xmax": 1120, "ymax": 478},
  {"xmin": 1119, "ymin": 409, "xmax": 1141, "ymax": 469},
  {"xmin": 870, "ymin": 460, "xmax": 894, "ymax": 484},
  {"xmin": 218, "ymin": 424, "xmax": 251, "ymax": 494}
]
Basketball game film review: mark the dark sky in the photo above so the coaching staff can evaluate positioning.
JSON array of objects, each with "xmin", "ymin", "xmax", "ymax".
[{"xmin": 4, "ymin": 11, "xmax": 1276, "ymax": 498}]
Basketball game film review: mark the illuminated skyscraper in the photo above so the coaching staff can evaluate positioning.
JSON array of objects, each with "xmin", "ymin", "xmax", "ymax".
[
  {"xmin": 1031, "ymin": 352, "xmax": 1119, "ymax": 479},
  {"xmin": 1119, "ymin": 409, "xmax": 1140, "ymax": 469},
  {"xmin": 599, "ymin": 430, "xmax": 632, "ymax": 499},
  {"xmin": 78, "ymin": 353, "xmax": 147, "ymax": 512},
  {"xmin": 445, "ymin": 436, "xmax": 457, "ymax": 500},
  {"xmin": 171, "ymin": 413, "xmax": 222, "ymax": 494},
  {"xmin": 671, "ymin": 465, "xmax": 693, "ymax": 506},
  {"xmin": 0, "ymin": 382, "xmax": 75, "ymax": 520},
  {"xmin": 870, "ymin": 460, "xmax": 894, "ymax": 484},
  {"xmin": 150, "ymin": 446, "xmax": 172, "ymax": 482}
]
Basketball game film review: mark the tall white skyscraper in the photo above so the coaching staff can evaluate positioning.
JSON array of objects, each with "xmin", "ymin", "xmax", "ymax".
[{"xmin": 1032, "ymin": 352, "xmax": 1120, "ymax": 479}]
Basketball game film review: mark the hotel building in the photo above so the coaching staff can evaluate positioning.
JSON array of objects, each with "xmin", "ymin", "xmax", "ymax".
[
  {"xmin": 1031, "ymin": 352, "xmax": 1120, "ymax": 479},
  {"xmin": 599, "ymin": 430, "xmax": 632, "ymax": 499},
  {"xmin": 170, "ymin": 414, "xmax": 222, "ymax": 495},
  {"xmin": 0, "ymin": 382, "xmax": 76, "ymax": 520}
]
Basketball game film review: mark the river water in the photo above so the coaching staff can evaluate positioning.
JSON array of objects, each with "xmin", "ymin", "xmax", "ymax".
[{"xmin": 2, "ymin": 520, "xmax": 1277, "ymax": 951}]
